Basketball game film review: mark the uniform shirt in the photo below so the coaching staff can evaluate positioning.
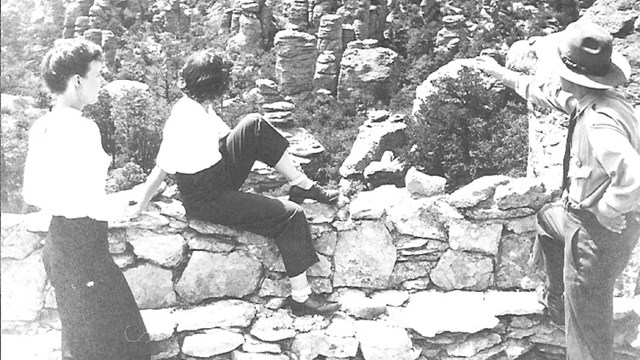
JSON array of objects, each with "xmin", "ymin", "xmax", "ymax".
[
  {"xmin": 156, "ymin": 96, "xmax": 231, "ymax": 175},
  {"xmin": 23, "ymin": 106, "xmax": 115, "ymax": 220},
  {"xmin": 503, "ymin": 72, "xmax": 640, "ymax": 216}
]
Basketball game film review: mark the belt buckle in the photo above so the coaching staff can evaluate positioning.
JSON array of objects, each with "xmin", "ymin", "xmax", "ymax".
[
  {"xmin": 563, "ymin": 199, "xmax": 575, "ymax": 212},
  {"xmin": 564, "ymin": 199, "xmax": 583, "ymax": 214}
]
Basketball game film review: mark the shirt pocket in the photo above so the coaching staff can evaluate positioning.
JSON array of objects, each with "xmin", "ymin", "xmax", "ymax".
[{"xmin": 568, "ymin": 162, "xmax": 592, "ymax": 180}]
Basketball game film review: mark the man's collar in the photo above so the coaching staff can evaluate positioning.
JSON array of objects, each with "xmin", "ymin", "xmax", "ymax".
[{"xmin": 576, "ymin": 90, "xmax": 607, "ymax": 116}]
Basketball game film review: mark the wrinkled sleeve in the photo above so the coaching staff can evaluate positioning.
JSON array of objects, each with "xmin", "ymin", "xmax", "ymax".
[
  {"xmin": 501, "ymin": 72, "xmax": 576, "ymax": 115},
  {"xmin": 66, "ymin": 122, "xmax": 117, "ymax": 220},
  {"xmin": 155, "ymin": 125, "xmax": 176, "ymax": 175},
  {"xmin": 23, "ymin": 116, "xmax": 119, "ymax": 219},
  {"xmin": 588, "ymin": 113, "xmax": 640, "ymax": 216}
]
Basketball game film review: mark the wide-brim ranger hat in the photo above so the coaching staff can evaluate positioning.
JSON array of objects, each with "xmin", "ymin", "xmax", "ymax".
[{"xmin": 536, "ymin": 21, "xmax": 631, "ymax": 89}]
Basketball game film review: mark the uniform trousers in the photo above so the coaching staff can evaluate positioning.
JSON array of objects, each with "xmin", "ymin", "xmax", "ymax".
[
  {"xmin": 536, "ymin": 202, "xmax": 640, "ymax": 360},
  {"xmin": 44, "ymin": 216, "xmax": 149, "ymax": 360},
  {"xmin": 175, "ymin": 114, "xmax": 319, "ymax": 277}
]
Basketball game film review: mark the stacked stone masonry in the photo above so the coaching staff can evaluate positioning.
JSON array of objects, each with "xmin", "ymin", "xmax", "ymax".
[{"xmin": 2, "ymin": 173, "xmax": 639, "ymax": 360}]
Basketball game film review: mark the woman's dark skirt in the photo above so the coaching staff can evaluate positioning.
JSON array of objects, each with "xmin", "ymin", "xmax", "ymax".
[{"xmin": 44, "ymin": 216, "xmax": 149, "ymax": 360}]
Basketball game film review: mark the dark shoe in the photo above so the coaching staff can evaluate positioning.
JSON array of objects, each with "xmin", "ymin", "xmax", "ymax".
[
  {"xmin": 288, "ymin": 293, "xmax": 340, "ymax": 316},
  {"xmin": 288, "ymin": 184, "xmax": 339, "ymax": 204},
  {"xmin": 537, "ymin": 286, "xmax": 565, "ymax": 328}
]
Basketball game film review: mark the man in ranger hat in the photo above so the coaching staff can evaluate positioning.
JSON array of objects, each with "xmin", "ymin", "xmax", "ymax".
[{"xmin": 473, "ymin": 21, "xmax": 640, "ymax": 360}]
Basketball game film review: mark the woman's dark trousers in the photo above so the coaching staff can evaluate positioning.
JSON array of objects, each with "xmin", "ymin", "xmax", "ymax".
[
  {"xmin": 176, "ymin": 114, "xmax": 319, "ymax": 277},
  {"xmin": 536, "ymin": 203, "xmax": 640, "ymax": 360},
  {"xmin": 44, "ymin": 216, "xmax": 149, "ymax": 360}
]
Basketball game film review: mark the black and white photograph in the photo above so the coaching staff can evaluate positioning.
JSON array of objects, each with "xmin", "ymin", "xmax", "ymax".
[{"xmin": 1, "ymin": 1, "xmax": 639, "ymax": 359}]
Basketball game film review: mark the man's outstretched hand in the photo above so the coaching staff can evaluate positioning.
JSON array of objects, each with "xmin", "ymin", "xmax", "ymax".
[{"xmin": 473, "ymin": 56, "xmax": 504, "ymax": 79}]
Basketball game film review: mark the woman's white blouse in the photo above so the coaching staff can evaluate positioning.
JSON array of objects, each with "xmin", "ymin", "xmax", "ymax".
[
  {"xmin": 23, "ymin": 106, "xmax": 114, "ymax": 220},
  {"xmin": 156, "ymin": 96, "xmax": 231, "ymax": 174}
]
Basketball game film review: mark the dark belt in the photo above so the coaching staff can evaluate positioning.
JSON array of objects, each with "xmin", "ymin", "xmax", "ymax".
[
  {"xmin": 563, "ymin": 199, "xmax": 589, "ymax": 216},
  {"xmin": 564, "ymin": 199, "xmax": 640, "ymax": 222}
]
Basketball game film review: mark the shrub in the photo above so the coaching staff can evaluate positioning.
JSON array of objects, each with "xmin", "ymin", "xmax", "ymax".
[
  {"xmin": 227, "ymin": 52, "xmax": 277, "ymax": 99},
  {"xmin": 84, "ymin": 91, "xmax": 116, "ymax": 162},
  {"xmin": 0, "ymin": 0, "xmax": 62, "ymax": 100},
  {"xmin": 291, "ymin": 92, "xmax": 367, "ymax": 185},
  {"xmin": 105, "ymin": 162, "xmax": 147, "ymax": 193},
  {"xmin": 84, "ymin": 88, "xmax": 169, "ymax": 173},
  {"xmin": 386, "ymin": 0, "xmax": 557, "ymax": 110},
  {"xmin": 114, "ymin": 29, "xmax": 188, "ymax": 104},
  {"xmin": 404, "ymin": 67, "xmax": 528, "ymax": 191},
  {"xmin": 1, "ymin": 112, "xmax": 32, "ymax": 213},
  {"xmin": 111, "ymin": 88, "xmax": 169, "ymax": 172}
]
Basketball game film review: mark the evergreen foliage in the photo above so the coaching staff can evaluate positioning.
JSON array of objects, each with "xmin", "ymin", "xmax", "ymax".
[
  {"xmin": 385, "ymin": 0, "xmax": 557, "ymax": 112},
  {"xmin": 291, "ymin": 91, "xmax": 370, "ymax": 185},
  {"xmin": 114, "ymin": 29, "xmax": 190, "ymax": 104},
  {"xmin": 0, "ymin": 0, "xmax": 63, "ymax": 102},
  {"xmin": 104, "ymin": 162, "xmax": 147, "ymax": 193},
  {"xmin": 84, "ymin": 88, "xmax": 169, "ymax": 173},
  {"xmin": 405, "ymin": 67, "xmax": 528, "ymax": 191},
  {"xmin": 0, "ymin": 108, "xmax": 31, "ymax": 213}
]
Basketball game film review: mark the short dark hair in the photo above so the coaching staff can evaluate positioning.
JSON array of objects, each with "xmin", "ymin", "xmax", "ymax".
[
  {"xmin": 180, "ymin": 50, "xmax": 233, "ymax": 103},
  {"xmin": 41, "ymin": 38, "xmax": 103, "ymax": 94}
]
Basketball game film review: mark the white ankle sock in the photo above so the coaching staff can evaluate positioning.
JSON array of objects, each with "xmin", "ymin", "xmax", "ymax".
[
  {"xmin": 289, "ymin": 174, "xmax": 313, "ymax": 190},
  {"xmin": 291, "ymin": 286, "xmax": 312, "ymax": 303}
]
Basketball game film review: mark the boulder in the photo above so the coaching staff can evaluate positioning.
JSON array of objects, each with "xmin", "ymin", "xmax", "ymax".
[{"xmin": 337, "ymin": 40, "xmax": 400, "ymax": 104}]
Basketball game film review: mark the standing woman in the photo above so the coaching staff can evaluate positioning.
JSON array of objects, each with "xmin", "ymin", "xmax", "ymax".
[
  {"xmin": 130, "ymin": 50, "xmax": 340, "ymax": 315},
  {"xmin": 23, "ymin": 38, "xmax": 149, "ymax": 360}
]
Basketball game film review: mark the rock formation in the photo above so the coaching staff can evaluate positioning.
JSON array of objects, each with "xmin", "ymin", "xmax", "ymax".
[
  {"xmin": 150, "ymin": 0, "xmax": 190, "ymax": 34},
  {"xmin": 227, "ymin": 5, "xmax": 264, "ymax": 56},
  {"xmin": 337, "ymin": 0, "xmax": 370, "ymax": 40},
  {"xmin": 339, "ymin": 109, "xmax": 407, "ymax": 179},
  {"xmin": 310, "ymin": 0, "xmax": 340, "ymax": 30},
  {"xmin": 62, "ymin": 0, "xmax": 92, "ymax": 38},
  {"xmin": 337, "ymin": 39, "xmax": 400, "ymax": 104},
  {"xmin": 282, "ymin": 0, "xmax": 310, "ymax": 30},
  {"xmin": 314, "ymin": 14, "xmax": 344, "ymax": 94},
  {"xmin": 274, "ymin": 29, "xmax": 318, "ymax": 96}
]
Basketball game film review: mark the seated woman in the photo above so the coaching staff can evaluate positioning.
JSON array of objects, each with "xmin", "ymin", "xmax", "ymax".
[
  {"xmin": 130, "ymin": 50, "xmax": 340, "ymax": 315},
  {"xmin": 23, "ymin": 38, "xmax": 149, "ymax": 359}
]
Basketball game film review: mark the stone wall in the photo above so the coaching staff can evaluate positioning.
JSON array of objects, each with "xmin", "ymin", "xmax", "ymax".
[{"xmin": 2, "ymin": 173, "xmax": 639, "ymax": 360}]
